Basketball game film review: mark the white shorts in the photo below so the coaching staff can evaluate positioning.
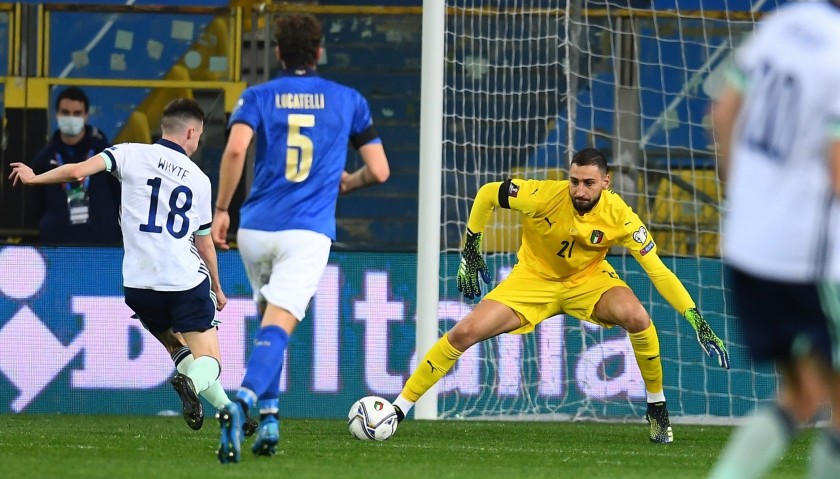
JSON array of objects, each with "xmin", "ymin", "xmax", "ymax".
[{"xmin": 236, "ymin": 228, "xmax": 332, "ymax": 321}]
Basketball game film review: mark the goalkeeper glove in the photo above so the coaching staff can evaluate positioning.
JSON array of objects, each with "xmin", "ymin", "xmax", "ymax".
[
  {"xmin": 456, "ymin": 229, "xmax": 491, "ymax": 300},
  {"xmin": 684, "ymin": 308, "xmax": 730, "ymax": 369}
]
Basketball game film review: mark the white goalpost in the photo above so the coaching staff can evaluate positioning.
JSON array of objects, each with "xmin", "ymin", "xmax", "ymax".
[
  {"xmin": 415, "ymin": 0, "xmax": 446, "ymax": 421},
  {"xmin": 417, "ymin": 0, "xmax": 784, "ymax": 422}
]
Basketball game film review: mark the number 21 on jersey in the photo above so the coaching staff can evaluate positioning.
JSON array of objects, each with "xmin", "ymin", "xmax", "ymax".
[{"xmin": 556, "ymin": 239, "xmax": 575, "ymax": 258}]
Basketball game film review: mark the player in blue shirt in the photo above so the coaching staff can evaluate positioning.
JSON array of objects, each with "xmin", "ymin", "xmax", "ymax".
[{"xmin": 212, "ymin": 13, "xmax": 390, "ymax": 463}]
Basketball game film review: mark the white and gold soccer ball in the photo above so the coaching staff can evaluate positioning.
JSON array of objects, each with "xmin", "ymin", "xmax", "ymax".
[{"xmin": 347, "ymin": 396, "xmax": 399, "ymax": 441}]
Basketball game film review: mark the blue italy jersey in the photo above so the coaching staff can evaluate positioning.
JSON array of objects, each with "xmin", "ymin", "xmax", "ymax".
[{"xmin": 229, "ymin": 68, "xmax": 381, "ymax": 240}]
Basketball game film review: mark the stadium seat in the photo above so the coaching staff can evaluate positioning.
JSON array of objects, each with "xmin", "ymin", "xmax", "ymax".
[
  {"xmin": 114, "ymin": 110, "xmax": 151, "ymax": 145},
  {"xmin": 649, "ymin": 169, "xmax": 721, "ymax": 225},
  {"xmin": 183, "ymin": 17, "xmax": 230, "ymax": 81},
  {"xmin": 648, "ymin": 169, "xmax": 722, "ymax": 257},
  {"xmin": 137, "ymin": 65, "xmax": 194, "ymax": 135},
  {"xmin": 231, "ymin": 0, "xmax": 266, "ymax": 33},
  {"xmin": 650, "ymin": 230, "xmax": 720, "ymax": 257}
]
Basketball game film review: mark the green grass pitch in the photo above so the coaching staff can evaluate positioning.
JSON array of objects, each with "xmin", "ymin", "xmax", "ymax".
[{"xmin": 0, "ymin": 415, "xmax": 814, "ymax": 478}]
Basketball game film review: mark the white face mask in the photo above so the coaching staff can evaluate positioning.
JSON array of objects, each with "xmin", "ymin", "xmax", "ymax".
[{"xmin": 57, "ymin": 116, "xmax": 85, "ymax": 136}]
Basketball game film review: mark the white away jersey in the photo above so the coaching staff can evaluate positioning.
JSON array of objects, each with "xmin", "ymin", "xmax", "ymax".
[
  {"xmin": 101, "ymin": 140, "xmax": 213, "ymax": 290},
  {"xmin": 723, "ymin": 1, "xmax": 840, "ymax": 281}
]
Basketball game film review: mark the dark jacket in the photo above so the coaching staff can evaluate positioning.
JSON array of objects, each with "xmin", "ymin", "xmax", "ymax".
[{"xmin": 30, "ymin": 125, "xmax": 121, "ymax": 245}]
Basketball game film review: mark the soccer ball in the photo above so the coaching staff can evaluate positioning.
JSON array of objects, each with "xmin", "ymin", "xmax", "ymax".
[{"xmin": 347, "ymin": 396, "xmax": 399, "ymax": 441}]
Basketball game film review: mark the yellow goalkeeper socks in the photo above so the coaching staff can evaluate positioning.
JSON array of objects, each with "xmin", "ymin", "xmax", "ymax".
[
  {"xmin": 401, "ymin": 334, "xmax": 463, "ymax": 403},
  {"xmin": 628, "ymin": 322, "xmax": 664, "ymax": 400}
]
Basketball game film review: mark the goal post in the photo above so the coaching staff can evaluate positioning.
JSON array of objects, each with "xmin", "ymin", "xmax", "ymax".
[
  {"xmin": 417, "ymin": 0, "xmax": 784, "ymax": 422},
  {"xmin": 415, "ymin": 0, "xmax": 446, "ymax": 421}
]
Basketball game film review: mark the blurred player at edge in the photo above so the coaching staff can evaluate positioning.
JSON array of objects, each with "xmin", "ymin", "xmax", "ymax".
[{"xmin": 709, "ymin": 1, "xmax": 840, "ymax": 478}]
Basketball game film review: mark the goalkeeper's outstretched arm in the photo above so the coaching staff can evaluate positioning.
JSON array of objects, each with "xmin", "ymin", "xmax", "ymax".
[
  {"xmin": 466, "ymin": 182, "xmax": 505, "ymax": 234},
  {"xmin": 635, "ymin": 250, "xmax": 731, "ymax": 369},
  {"xmin": 456, "ymin": 182, "xmax": 504, "ymax": 300},
  {"xmin": 467, "ymin": 179, "xmax": 539, "ymax": 233}
]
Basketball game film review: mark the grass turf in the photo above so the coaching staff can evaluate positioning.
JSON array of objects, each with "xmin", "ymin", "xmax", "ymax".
[{"xmin": 0, "ymin": 414, "xmax": 815, "ymax": 478}]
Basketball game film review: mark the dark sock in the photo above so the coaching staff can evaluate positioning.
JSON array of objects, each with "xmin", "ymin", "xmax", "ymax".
[{"xmin": 170, "ymin": 345, "xmax": 191, "ymax": 367}]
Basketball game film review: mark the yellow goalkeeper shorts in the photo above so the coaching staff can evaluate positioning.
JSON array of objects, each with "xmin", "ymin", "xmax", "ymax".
[{"xmin": 484, "ymin": 260, "xmax": 629, "ymax": 334}]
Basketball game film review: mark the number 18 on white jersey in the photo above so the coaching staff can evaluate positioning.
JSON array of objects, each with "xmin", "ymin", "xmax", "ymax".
[{"xmin": 101, "ymin": 140, "xmax": 213, "ymax": 291}]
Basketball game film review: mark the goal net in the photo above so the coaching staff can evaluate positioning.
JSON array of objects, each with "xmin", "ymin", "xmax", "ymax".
[{"xmin": 437, "ymin": 0, "xmax": 785, "ymax": 422}]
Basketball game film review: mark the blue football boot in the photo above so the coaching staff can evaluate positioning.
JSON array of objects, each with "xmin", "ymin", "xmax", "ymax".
[
  {"xmin": 217, "ymin": 401, "xmax": 244, "ymax": 464},
  {"xmin": 251, "ymin": 417, "xmax": 280, "ymax": 456}
]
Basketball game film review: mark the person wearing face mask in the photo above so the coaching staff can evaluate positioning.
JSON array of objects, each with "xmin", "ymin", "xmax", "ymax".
[{"xmin": 29, "ymin": 86, "xmax": 120, "ymax": 244}]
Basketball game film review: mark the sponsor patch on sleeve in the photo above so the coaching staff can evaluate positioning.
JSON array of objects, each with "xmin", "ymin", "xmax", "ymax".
[{"xmin": 640, "ymin": 240, "xmax": 655, "ymax": 256}]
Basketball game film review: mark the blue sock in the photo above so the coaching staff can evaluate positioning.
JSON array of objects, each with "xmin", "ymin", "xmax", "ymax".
[
  {"xmin": 257, "ymin": 356, "xmax": 284, "ymax": 405},
  {"xmin": 240, "ymin": 326, "xmax": 289, "ymax": 408},
  {"xmin": 256, "ymin": 352, "xmax": 283, "ymax": 423}
]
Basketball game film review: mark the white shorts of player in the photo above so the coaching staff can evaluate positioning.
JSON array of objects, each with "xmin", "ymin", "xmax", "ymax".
[{"xmin": 236, "ymin": 228, "xmax": 332, "ymax": 321}]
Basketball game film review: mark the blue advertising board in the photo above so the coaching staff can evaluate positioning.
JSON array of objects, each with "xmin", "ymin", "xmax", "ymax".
[{"xmin": 0, "ymin": 246, "xmax": 774, "ymax": 419}]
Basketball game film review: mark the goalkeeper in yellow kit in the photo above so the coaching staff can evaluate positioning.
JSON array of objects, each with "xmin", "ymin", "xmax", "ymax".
[{"xmin": 392, "ymin": 148, "xmax": 729, "ymax": 443}]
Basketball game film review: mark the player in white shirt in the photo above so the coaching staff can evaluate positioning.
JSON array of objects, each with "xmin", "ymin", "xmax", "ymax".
[
  {"xmin": 711, "ymin": 1, "xmax": 840, "ymax": 477},
  {"xmin": 9, "ymin": 98, "xmax": 236, "ymax": 439}
]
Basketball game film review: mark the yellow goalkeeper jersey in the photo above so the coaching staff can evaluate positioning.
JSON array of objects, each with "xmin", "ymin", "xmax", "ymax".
[{"xmin": 467, "ymin": 179, "xmax": 694, "ymax": 313}]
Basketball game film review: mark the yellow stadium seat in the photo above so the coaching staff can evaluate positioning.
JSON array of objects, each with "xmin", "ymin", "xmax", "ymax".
[
  {"xmin": 183, "ymin": 17, "xmax": 231, "ymax": 81},
  {"xmin": 650, "ymin": 169, "xmax": 722, "ymax": 226},
  {"xmin": 114, "ymin": 110, "xmax": 151, "ymax": 145},
  {"xmin": 647, "ymin": 169, "xmax": 722, "ymax": 257},
  {"xmin": 650, "ymin": 230, "xmax": 720, "ymax": 257},
  {"xmin": 231, "ymin": 0, "xmax": 266, "ymax": 33},
  {"xmin": 137, "ymin": 65, "xmax": 194, "ymax": 135}
]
